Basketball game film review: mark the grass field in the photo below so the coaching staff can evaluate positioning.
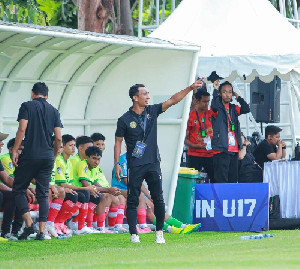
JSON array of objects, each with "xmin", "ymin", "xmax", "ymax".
[{"xmin": 0, "ymin": 230, "xmax": 299, "ymax": 268}]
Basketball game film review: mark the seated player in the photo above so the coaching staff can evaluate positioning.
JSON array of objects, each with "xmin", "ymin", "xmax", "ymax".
[
  {"xmin": 69, "ymin": 136, "xmax": 118, "ymax": 234},
  {"xmin": 57, "ymin": 136, "xmax": 100, "ymax": 235},
  {"xmin": 0, "ymin": 135, "xmax": 34, "ymax": 240},
  {"xmin": 47, "ymin": 135, "xmax": 81, "ymax": 237},
  {"xmin": 91, "ymin": 133, "xmax": 126, "ymax": 233}
]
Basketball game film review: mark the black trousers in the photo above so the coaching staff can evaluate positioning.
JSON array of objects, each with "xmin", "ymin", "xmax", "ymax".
[
  {"xmin": 76, "ymin": 190, "xmax": 101, "ymax": 205},
  {"xmin": 0, "ymin": 190, "xmax": 23, "ymax": 235},
  {"xmin": 213, "ymin": 152, "xmax": 238, "ymax": 183},
  {"xmin": 65, "ymin": 192, "xmax": 78, "ymax": 204},
  {"xmin": 12, "ymin": 158, "xmax": 53, "ymax": 222},
  {"xmin": 188, "ymin": 155, "xmax": 215, "ymax": 183},
  {"xmin": 127, "ymin": 162, "xmax": 165, "ymax": 235}
]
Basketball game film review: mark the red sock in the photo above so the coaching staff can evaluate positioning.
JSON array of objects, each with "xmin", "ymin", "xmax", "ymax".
[
  {"xmin": 86, "ymin": 202, "xmax": 97, "ymax": 227},
  {"xmin": 72, "ymin": 202, "xmax": 83, "ymax": 222},
  {"xmin": 137, "ymin": 208, "xmax": 147, "ymax": 225},
  {"xmin": 55, "ymin": 200, "xmax": 79, "ymax": 223},
  {"xmin": 93, "ymin": 214, "xmax": 97, "ymax": 223},
  {"xmin": 97, "ymin": 213, "xmax": 106, "ymax": 228},
  {"xmin": 116, "ymin": 204, "xmax": 126, "ymax": 225},
  {"xmin": 48, "ymin": 199, "xmax": 64, "ymax": 222},
  {"xmin": 61, "ymin": 201, "xmax": 81, "ymax": 224},
  {"xmin": 77, "ymin": 203, "xmax": 88, "ymax": 230},
  {"xmin": 108, "ymin": 206, "xmax": 119, "ymax": 227}
]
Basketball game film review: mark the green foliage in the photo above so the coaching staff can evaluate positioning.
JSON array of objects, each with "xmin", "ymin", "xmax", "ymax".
[
  {"xmin": 132, "ymin": 0, "xmax": 182, "ymax": 37},
  {"xmin": 0, "ymin": 0, "xmax": 46, "ymax": 25},
  {"xmin": 0, "ymin": 0, "xmax": 77, "ymax": 28},
  {"xmin": 35, "ymin": 0, "xmax": 62, "ymax": 25}
]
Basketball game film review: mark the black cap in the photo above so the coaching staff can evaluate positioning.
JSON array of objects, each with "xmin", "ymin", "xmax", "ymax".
[{"xmin": 207, "ymin": 71, "xmax": 223, "ymax": 83}]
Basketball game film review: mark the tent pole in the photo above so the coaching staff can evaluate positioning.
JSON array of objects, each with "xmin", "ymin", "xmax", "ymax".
[
  {"xmin": 288, "ymin": 81, "xmax": 297, "ymax": 149},
  {"xmin": 244, "ymin": 82, "xmax": 250, "ymax": 136},
  {"xmin": 156, "ymin": 0, "xmax": 160, "ymax": 26},
  {"xmin": 166, "ymin": 50, "xmax": 200, "ymax": 215},
  {"xmin": 138, "ymin": 0, "xmax": 144, "ymax": 38},
  {"xmin": 171, "ymin": 0, "xmax": 175, "ymax": 11}
]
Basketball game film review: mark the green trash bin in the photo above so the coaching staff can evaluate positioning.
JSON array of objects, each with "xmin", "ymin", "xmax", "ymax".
[{"xmin": 172, "ymin": 168, "xmax": 199, "ymax": 224}]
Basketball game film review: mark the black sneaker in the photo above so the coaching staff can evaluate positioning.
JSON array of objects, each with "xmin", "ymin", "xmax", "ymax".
[
  {"xmin": 18, "ymin": 225, "xmax": 35, "ymax": 240},
  {"xmin": 35, "ymin": 232, "xmax": 45, "ymax": 241}
]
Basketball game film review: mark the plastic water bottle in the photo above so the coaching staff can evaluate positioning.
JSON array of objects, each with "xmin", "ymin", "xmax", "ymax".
[
  {"xmin": 240, "ymin": 234, "xmax": 273, "ymax": 240},
  {"xmin": 57, "ymin": 234, "xmax": 72, "ymax": 239},
  {"xmin": 57, "ymin": 235, "xmax": 66, "ymax": 239},
  {"xmin": 263, "ymin": 234, "xmax": 273, "ymax": 238}
]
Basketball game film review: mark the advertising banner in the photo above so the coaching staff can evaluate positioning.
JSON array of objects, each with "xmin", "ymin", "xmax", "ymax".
[{"xmin": 193, "ymin": 183, "xmax": 269, "ymax": 231}]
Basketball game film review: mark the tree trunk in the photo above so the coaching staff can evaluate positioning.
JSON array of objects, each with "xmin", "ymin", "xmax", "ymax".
[
  {"xmin": 77, "ymin": 0, "xmax": 114, "ymax": 33},
  {"xmin": 120, "ymin": 0, "xmax": 133, "ymax": 35}
]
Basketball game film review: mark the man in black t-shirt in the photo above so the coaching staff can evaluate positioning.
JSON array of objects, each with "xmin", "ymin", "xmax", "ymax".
[
  {"xmin": 114, "ymin": 80, "xmax": 204, "ymax": 244},
  {"xmin": 253, "ymin": 125, "xmax": 286, "ymax": 169},
  {"xmin": 12, "ymin": 82, "xmax": 63, "ymax": 240}
]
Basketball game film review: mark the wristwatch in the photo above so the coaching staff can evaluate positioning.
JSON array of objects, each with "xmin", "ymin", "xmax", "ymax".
[{"xmin": 114, "ymin": 162, "xmax": 120, "ymax": 166}]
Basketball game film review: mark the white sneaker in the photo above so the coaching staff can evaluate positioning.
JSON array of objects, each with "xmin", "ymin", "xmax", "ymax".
[
  {"xmin": 67, "ymin": 221, "xmax": 78, "ymax": 231},
  {"xmin": 46, "ymin": 223, "xmax": 58, "ymax": 237},
  {"xmin": 86, "ymin": 227, "xmax": 101, "ymax": 234},
  {"xmin": 155, "ymin": 230, "xmax": 165, "ymax": 244},
  {"xmin": 44, "ymin": 231, "xmax": 52, "ymax": 240},
  {"xmin": 74, "ymin": 227, "xmax": 90, "ymax": 235},
  {"xmin": 130, "ymin": 234, "xmax": 140, "ymax": 243}
]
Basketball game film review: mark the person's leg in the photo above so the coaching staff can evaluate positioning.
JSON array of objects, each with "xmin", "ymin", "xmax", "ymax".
[
  {"xmin": 48, "ymin": 186, "xmax": 65, "ymax": 224},
  {"xmin": 144, "ymin": 163, "xmax": 165, "ymax": 232},
  {"xmin": 75, "ymin": 190, "xmax": 90, "ymax": 231},
  {"xmin": 203, "ymin": 157, "xmax": 215, "ymax": 183},
  {"xmin": 11, "ymin": 207, "xmax": 24, "ymax": 236},
  {"xmin": 115, "ymin": 194, "xmax": 126, "ymax": 227},
  {"xmin": 187, "ymin": 155, "xmax": 203, "ymax": 171},
  {"xmin": 35, "ymin": 159, "xmax": 54, "ymax": 235},
  {"xmin": 87, "ymin": 194, "xmax": 101, "ymax": 228},
  {"xmin": 107, "ymin": 195, "xmax": 119, "ymax": 229},
  {"xmin": 55, "ymin": 192, "xmax": 79, "ymax": 223},
  {"xmin": 228, "ymin": 153, "xmax": 238, "ymax": 183},
  {"xmin": 0, "ymin": 191, "xmax": 15, "ymax": 237},
  {"xmin": 13, "ymin": 159, "xmax": 38, "ymax": 227},
  {"xmin": 126, "ymin": 166, "xmax": 144, "ymax": 235},
  {"xmin": 0, "ymin": 191, "xmax": 3, "ymax": 209},
  {"xmin": 213, "ymin": 152, "xmax": 231, "ymax": 183}
]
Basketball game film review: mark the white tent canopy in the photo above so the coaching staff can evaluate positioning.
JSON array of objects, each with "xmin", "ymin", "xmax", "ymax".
[
  {"xmin": 151, "ymin": 0, "xmax": 300, "ymax": 213},
  {"xmin": 150, "ymin": 0, "xmax": 300, "ymax": 82},
  {"xmin": 0, "ymin": 21, "xmax": 199, "ymax": 213}
]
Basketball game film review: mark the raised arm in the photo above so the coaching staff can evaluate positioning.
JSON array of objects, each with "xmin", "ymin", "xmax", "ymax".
[
  {"xmin": 211, "ymin": 89, "xmax": 223, "ymax": 113},
  {"xmin": 162, "ymin": 79, "xmax": 204, "ymax": 112},
  {"xmin": 233, "ymin": 92, "xmax": 250, "ymax": 115}
]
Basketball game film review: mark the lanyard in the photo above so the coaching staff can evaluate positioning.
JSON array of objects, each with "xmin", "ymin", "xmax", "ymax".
[
  {"xmin": 225, "ymin": 107, "xmax": 235, "ymax": 131},
  {"xmin": 131, "ymin": 111, "xmax": 148, "ymax": 140},
  {"xmin": 195, "ymin": 111, "xmax": 206, "ymax": 137}
]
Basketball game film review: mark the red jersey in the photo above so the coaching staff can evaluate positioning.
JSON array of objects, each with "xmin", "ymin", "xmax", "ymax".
[
  {"xmin": 186, "ymin": 109, "xmax": 218, "ymax": 157},
  {"xmin": 224, "ymin": 104, "xmax": 241, "ymax": 153}
]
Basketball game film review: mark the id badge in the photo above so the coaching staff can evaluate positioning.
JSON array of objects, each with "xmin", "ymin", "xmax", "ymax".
[
  {"xmin": 204, "ymin": 136, "xmax": 212, "ymax": 151},
  {"xmin": 228, "ymin": 132, "xmax": 236, "ymax": 146},
  {"xmin": 132, "ymin": 141, "xmax": 147, "ymax": 158}
]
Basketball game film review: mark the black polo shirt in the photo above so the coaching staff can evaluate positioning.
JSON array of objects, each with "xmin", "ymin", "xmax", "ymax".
[
  {"xmin": 17, "ymin": 97, "xmax": 63, "ymax": 160},
  {"xmin": 115, "ymin": 104, "xmax": 163, "ymax": 168},
  {"xmin": 253, "ymin": 139, "xmax": 277, "ymax": 169}
]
